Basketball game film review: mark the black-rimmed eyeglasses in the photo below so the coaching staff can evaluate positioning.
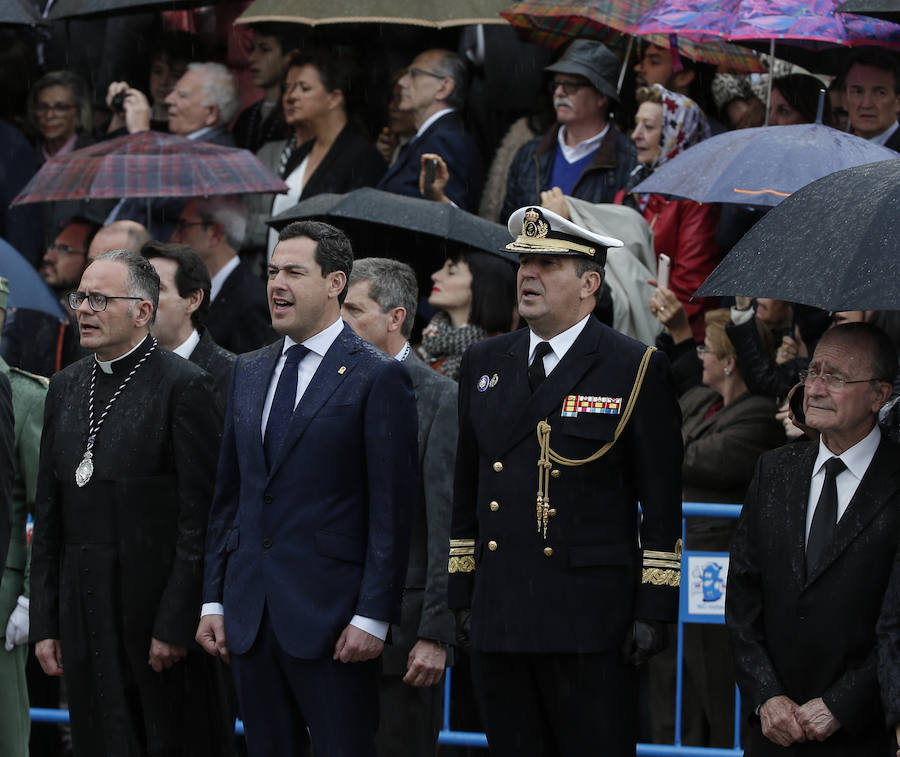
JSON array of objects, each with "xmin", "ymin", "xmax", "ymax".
[{"xmin": 69, "ymin": 292, "xmax": 143, "ymax": 312}]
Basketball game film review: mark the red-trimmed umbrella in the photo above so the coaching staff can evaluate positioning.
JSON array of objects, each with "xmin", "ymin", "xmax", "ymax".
[
  {"xmin": 501, "ymin": 0, "xmax": 764, "ymax": 71},
  {"xmin": 11, "ymin": 131, "xmax": 287, "ymax": 205}
]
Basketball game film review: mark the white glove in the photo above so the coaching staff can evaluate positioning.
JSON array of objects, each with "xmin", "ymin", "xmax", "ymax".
[{"xmin": 4, "ymin": 595, "xmax": 29, "ymax": 651}]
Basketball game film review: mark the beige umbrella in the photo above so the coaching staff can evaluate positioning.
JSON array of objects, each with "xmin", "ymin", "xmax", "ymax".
[{"xmin": 235, "ymin": 0, "xmax": 510, "ymax": 27}]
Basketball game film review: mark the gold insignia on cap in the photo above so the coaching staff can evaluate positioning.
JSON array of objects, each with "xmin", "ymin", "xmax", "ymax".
[{"xmin": 523, "ymin": 208, "xmax": 550, "ymax": 239}]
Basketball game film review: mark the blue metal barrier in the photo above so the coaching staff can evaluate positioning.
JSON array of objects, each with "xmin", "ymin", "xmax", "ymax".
[{"xmin": 29, "ymin": 502, "xmax": 742, "ymax": 754}]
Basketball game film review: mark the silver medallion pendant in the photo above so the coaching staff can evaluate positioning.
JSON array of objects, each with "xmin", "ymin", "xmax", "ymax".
[{"xmin": 75, "ymin": 452, "xmax": 94, "ymax": 487}]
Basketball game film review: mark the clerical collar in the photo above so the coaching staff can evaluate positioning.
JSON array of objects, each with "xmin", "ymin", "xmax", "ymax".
[
  {"xmin": 95, "ymin": 335, "xmax": 152, "ymax": 374},
  {"xmin": 172, "ymin": 329, "xmax": 201, "ymax": 360}
]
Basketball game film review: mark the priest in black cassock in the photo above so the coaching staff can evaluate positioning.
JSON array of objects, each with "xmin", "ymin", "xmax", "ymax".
[{"xmin": 29, "ymin": 250, "xmax": 232, "ymax": 757}]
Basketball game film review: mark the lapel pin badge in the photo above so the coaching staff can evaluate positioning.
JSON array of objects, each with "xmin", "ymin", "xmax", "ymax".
[
  {"xmin": 338, "ymin": 366, "xmax": 346, "ymax": 375},
  {"xmin": 477, "ymin": 375, "xmax": 490, "ymax": 392},
  {"xmin": 489, "ymin": 373, "xmax": 499, "ymax": 388}
]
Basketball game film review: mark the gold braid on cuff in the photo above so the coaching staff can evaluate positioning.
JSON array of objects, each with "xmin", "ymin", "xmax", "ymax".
[
  {"xmin": 449, "ymin": 539, "xmax": 475, "ymax": 574},
  {"xmin": 641, "ymin": 538, "xmax": 682, "ymax": 587}
]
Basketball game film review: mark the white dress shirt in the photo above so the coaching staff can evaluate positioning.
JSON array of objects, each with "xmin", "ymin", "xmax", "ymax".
[
  {"xmin": 805, "ymin": 424, "xmax": 881, "ymax": 545},
  {"xmin": 415, "ymin": 108, "xmax": 454, "ymax": 139},
  {"xmin": 869, "ymin": 120, "xmax": 899, "ymax": 149},
  {"xmin": 203, "ymin": 317, "xmax": 389, "ymax": 640},
  {"xmin": 171, "ymin": 329, "xmax": 201, "ymax": 360},
  {"xmin": 209, "ymin": 255, "xmax": 240, "ymax": 303},
  {"xmin": 527, "ymin": 314, "xmax": 591, "ymax": 375},
  {"xmin": 557, "ymin": 123, "xmax": 610, "ymax": 164}
]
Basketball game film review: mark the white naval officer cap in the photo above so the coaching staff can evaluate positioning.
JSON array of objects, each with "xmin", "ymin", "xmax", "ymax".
[{"xmin": 503, "ymin": 206, "xmax": 624, "ymax": 266}]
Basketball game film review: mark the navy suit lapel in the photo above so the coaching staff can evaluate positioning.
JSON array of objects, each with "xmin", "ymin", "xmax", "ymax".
[
  {"xmin": 247, "ymin": 340, "xmax": 284, "ymax": 470},
  {"xmin": 267, "ymin": 326, "xmax": 359, "ymax": 479},
  {"xmin": 806, "ymin": 439, "xmax": 900, "ymax": 584}
]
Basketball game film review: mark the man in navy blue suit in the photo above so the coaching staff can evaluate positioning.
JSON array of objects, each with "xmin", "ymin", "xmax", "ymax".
[
  {"xmin": 196, "ymin": 220, "xmax": 419, "ymax": 756},
  {"xmin": 376, "ymin": 49, "xmax": 483, "ymax": 211}
]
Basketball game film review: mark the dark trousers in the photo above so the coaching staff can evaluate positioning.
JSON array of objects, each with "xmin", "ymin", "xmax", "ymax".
[
  {"xmin": 470, "ymin": 650, "xmax": 637, "ymax": 757},
  {"xmin": 376, "ymin": 673, "xmax": 443, "ymax": 757},
  {"xmin": 231, "ymin": 609, "xmax": 380, "ymax": 757}
]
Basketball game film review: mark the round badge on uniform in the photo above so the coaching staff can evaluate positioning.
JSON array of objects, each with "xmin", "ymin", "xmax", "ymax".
[{"xmin": 477, "ymin": 375, "xmax": 490, "ymax": 392}]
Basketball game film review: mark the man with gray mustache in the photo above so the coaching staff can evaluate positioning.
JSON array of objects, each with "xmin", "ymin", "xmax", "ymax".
[{"xmin": 499, "ymin": 40, "xmax": 637, "ymax": 223}]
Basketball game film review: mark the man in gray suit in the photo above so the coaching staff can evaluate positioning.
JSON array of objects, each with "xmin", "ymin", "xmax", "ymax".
[{"xmin": 342, "ymin": 257, "xmax": 457, "ymax": 756}]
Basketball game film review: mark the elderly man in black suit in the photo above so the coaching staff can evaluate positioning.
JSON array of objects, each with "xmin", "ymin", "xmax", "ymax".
[
  {"xmin": 727, "ymin": 321, "xmax": 900, "ymax": 756},
  {"xmin": 171, "ymin": 195, "xmax": 274, "ymax": 354},
  {"xmin": 375, "ymin": 49, "xmax": 483, "ymax": 211},
  {"xmin": 30, "ymin": 250, "xmax": 231, "ymax": 756},
  {"xmin": 341, "ymin": 257, "xmax": 457, "ymax": 756},
  {"xmin": 448, "ymin": 206, "xmax": 683, "ymax": 755},
  {"xmin": 141, "ymin": 240, "xmax": 235, "ymax": 408}
]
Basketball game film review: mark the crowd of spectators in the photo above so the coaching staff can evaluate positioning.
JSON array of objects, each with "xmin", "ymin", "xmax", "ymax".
[{"xmin": 1, "ymin": 8, "xmax": 900, "ymax": 755}]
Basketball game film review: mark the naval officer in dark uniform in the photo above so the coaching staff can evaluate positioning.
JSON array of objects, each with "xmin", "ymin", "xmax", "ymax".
[{"xmin": 448, "ymin": 206, "xmax": 684, "ymax": 755}]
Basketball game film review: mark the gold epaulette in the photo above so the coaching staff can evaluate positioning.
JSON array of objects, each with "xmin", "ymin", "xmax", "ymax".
[
  {"xmin": 641, "ymin": 538, "xmax": 683, "ymax": 587},
  {"xmin": 448, "ymin": 538, "xmax": 475, "ymax": 574}
]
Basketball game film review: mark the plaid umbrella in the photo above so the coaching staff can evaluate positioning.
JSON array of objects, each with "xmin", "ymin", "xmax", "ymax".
[
  {"xmin": 501, "ymin": 0, "xmax": 764, "ymax": 71},
  {"xmin": 12, "ymin": 131, "xmax": 288, "ymax": 205},
  {"xmin": 628, "ymin": 0, "xmax": 900, "ymax": 51}
]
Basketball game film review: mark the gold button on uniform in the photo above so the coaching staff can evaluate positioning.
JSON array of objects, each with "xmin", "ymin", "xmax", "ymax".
[
  {"xmin": 551, "ymin": 469, "xmax": 560, "ymax": 478},
  {"xmin": 548, "ymin": 508, "xmax": 557, "ymax": 517},
  {"xmin": 489, "ymin": 501, "xmax": 499, "ymax": 511},
  {"xmin": 492, "ymin": 461, "xmax": 503, "ymax": 472},
  {"xmin": 488, "ymin": 540, "xmax": 498, "ymax": 551},
  {"xmin": 543, "ymin": 547, "xmax": 553, "ymax": 557}
]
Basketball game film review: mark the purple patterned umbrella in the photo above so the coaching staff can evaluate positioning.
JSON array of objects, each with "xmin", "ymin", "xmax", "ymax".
[
  {"xmin": 628, "ymin": 0, "xmax": 900, "ymax": 50},
  {"xmin": 11, "ymin": 131, "xmax": 288, "ymax": 205}
]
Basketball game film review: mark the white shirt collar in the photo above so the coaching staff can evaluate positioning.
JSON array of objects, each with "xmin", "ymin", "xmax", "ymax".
[
  {"xmin": 94, "ymin": 336, "xmax": 149, "ymax": 374},
  {"xmin": 415, "ymin": 108, "xmax": 454, "ymax": 139},
  {"xmin": 813, "ymin": 422, "xmax": 881, "ymax": 482},
  {"xmin": 172, "ymin": 329, "xmax": 201, "ymax": 360},
  {"xmin": 210, "ymin": 255, "xmax": 241, "ymax": 302},
  {"xmin": 394, "ymin": 342, "xmax": 411, "ymax": 362},
  {"xmin": 557, "ymin": 123, "xmax": 609, "ymax": 164},
  {"xmin": 186, "ymin": 126, "xmax": 215, "ymax": 141},
  {"xmin": 528, "ymin": 314, "xmax": 591, "ymax": 366},
  {"xmin": 283, "ymin": 317, "xmax": 344, "ymax": 358},
  {"xmin": 868, "ymin": 120, "xmax": 900, "ymax": 148}
]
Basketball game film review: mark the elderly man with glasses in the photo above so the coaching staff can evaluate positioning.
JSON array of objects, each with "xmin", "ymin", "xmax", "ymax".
[
  {"xmin": 499, "ymin": 39, "xmax": 636, "ymax": 224},
  {"xmin": 375, "ymin": 49, "xmax": 483, "ymax": 211},
  {"xmin": 727, "ymin": 321, "xmax": 900, "ymax": 756}
]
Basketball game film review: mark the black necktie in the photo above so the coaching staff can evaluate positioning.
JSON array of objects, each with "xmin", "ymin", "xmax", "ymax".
[
  {"xmin": 264, "ymin": 344, "xmax": 309, "ymax": 468},
  {"xmin": 529, "ymin": 341, "xmax": 553, "ymax": 393},
  {"xmin": 806, "ymin": 457, "xmax": 846, "ymax": 577}
]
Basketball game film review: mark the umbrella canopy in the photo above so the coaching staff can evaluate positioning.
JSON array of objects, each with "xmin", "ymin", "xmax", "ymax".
[
  {"xmin": 628, "ymin": 0, "xmax": 900, "ymax": 51},
  {"xmin": 268, "ymin": 188, "xmax": 515, "ymax": 287},
  {"xmin": 236, "ymin": 0, "xmax": 509, "ymax": 27},
  {"xmin": 47, "ymin": 0, "xmax": 228, "ymax": 19},
  {"xmin": 631, "ymin": 124, "xmax": 898, "ymax": 206},
  {"xmin": 837, "ymin": 0, "xmax": 900, "ymax": 22},
  {"xmin": 2, "ymin": 0, "xmax": 44, "ymax": 25},
  {"xmin": 12, "ymin": 131, "xmax": 287, "ymax": 204},
  {"xmin": 0, "ymin": 239, "xmax": 67, "ymax": 321},
  {"xmin": 501, "ymin": 0, "xmax": 763, "ymax": 71},
  {"xmin": 695, "ymin": 158, "xmax": 900, "ymax": 311}
]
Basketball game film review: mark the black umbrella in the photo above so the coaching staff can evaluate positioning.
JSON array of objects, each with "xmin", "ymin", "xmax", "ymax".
[
  {"xmin": 837, "ymin": 0, "xmax": 900, "ymax": 23},
  {"xmin": 695, "ymin": 158, "xmax": 900, "ymax": 311},
  {"xmin": 3, "ymin": 0, "xmax": 44, "ymax": 25},
  {"xmin": 47, "ymin": 0, "xmax": 229, "ymax": 20},
  {"xmin": 269, "ymin": 188, "xmax": 516, "ymax": 288}
]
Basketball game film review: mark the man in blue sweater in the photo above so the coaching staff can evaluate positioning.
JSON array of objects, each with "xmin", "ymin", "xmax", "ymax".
[{"xmin": 500, "ymin": 40, "xmax": 636, "ymax": 223}]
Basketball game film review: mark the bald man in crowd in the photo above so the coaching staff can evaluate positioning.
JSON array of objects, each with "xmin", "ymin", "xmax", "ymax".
[{"xmin": 87, "ymin": 220, "xmax": 151, "ymax": 260}]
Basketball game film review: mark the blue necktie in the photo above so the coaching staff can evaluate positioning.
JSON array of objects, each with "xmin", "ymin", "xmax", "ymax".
[{"xmin": 264, "ymin": 344, "xmax": 309, "ymax": 468}]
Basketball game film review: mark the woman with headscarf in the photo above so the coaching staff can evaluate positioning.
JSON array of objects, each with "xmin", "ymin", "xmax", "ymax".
[{"xmin": 616, "ymin": 84, "xmax": 722, "ymax": 341}]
